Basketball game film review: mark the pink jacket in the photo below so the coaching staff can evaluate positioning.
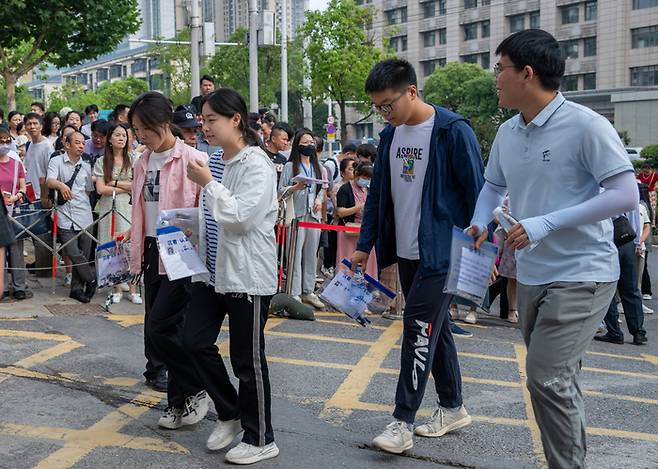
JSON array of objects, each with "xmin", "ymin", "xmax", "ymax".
[{"xmin": 129, "ymin": 138, "xmax": 208, "ymax": 274}]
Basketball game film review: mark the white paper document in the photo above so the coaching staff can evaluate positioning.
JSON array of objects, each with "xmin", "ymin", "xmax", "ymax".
[
  {"xmin": 292, "ymin": 174, "xmax": 328, "ymax": 185},
  {"xmin": 456, "ymin": 247, "xmax": 492, "ymax": 298},
  {"xmin": 320, "ymin": 271, "xmax": 373, "ymax": 319},
  {"xmin": 156, "ymin": 226, "xmax": 209, "ymax": 281}
]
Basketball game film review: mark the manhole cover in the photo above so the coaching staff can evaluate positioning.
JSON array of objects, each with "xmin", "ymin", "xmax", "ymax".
[{"xmin": 44, "ymin": 303, "xmax": 106, "ymax": 316}]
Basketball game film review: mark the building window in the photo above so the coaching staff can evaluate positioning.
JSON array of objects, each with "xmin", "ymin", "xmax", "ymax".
[
  {"xmin": 509, "ymin": 14, "xmax": 525, "ymax": 33},
  {"xmin": 77, "ymin": 74, "xmax": 88, "ymax": 85},
  {"xmin": 561, "ymin": 6, "xmax": 579, "ymax": 24},
  {"xmin": 422, "ymin": 30, "xmax": 436, "ymax": 48},
  {"xmin": 355, "ymin": 123, "xmax": 374, "ymax": 141},
  {"xmin": 385, "ymin": 7, "xmax": 407, "ymax": 25},
  {"xmin": 96, "ymin": 69, "xmax": 109, "ymax": 82},
  {"xmin": 464, "ymin": 0, "xmax": 477, "ymax": 9},
  {"xmin": 481, "ymin": 20, "xmax": 490, "ymax": 38},
  {"xmin": 583, "ymin": 73, "xmax": 596, "ymax": 90},
  {"xmin": 633, "ymin": 0, "xmax": 658, "ymax": 9},
  {"xmin": 463, "ymin": 23, "xmax": 478, "ymax": 41},
  {"xmin": 438, "ymin": 0, "xmax": 446, "ymax": 15},
  {"xmin": 390, "ymin": 35, "xmax": 408, "ymax": 52},
  {"xmin": 631, "ymin": 65, "xmax": 658, "ymax": 85},
  {"xmin": 422, "ymin": 1, "xmax": 435, "ymax": 18},
  {"xmin": 439, "ymin": 28, "xmax": 447, "ymax": 45},
  {"xmin": 632, "ymin": 25, "xmax": 658, "ymax": 49},
  {"xmin": 481, "ymin": 52, "xmax": 490, "ymax": 69},
  {"xmin": 110, "ymin": 65, "xmax": 123, "ymax": 79},
  {"xmin": 481, "ymin": 0, "xmax": 490, "ymax": 4},
  {"xmin": 132, "ymin": 59, "xmax": 147, "ymax": 73},
  {"xmin": 530, "ymin": 11, "xmax": 540, "ymax": 29},
  {"xmin": 561, "ymin": 40, "xmax": 579, "ymax": 59},
  {"xmin": 461, "ymin": 54, "xmax": 479, "ymax": 64},
  {"xmin": 562, "ymin": 75, "xmax": 579, "ymax": 91},
  {"xmin": 584, "ymin": 1, "xmax": 597, "ymax": 21},
  {"xmin": 149, "ymin": 57, "xmax": 160, "ymax": 69},
  {"xmin": 583, "ymin": 37, "xmax": 597, "ymax": 56},
  {"xmin": 422, "ymin": 58, "xmax": 446, "ymax": 77}
]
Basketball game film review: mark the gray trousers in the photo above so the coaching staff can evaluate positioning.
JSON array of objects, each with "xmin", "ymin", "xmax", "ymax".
[
  {"xmin": 517, "ymin": 281, "xmax": 616, "ymax": 469},
  {"xmin": 7, "ymin": 239, "xmax": 26, "ymax": 291},
  {"xmin": 289, "ymin": 215, "xmax": 321, "ymax": 297},
  {"xmin": 58, "ymin": 229, "xmax": 95, "ymax": 293}
]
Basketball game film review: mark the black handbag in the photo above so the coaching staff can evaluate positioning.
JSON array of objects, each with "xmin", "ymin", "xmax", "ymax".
[{"xmin": 613, "ymin": 215, "xmax": 636, "ymax": 247}]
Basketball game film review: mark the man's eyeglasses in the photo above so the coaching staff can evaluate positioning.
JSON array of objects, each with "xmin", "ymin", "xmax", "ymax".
[
  {"xmin": 493, "ymin": 63, "xmax": 517, "ymax": 76},
  {"xmin": 372, "ymin": 90, "xmax": 406, "ymax": 115}
]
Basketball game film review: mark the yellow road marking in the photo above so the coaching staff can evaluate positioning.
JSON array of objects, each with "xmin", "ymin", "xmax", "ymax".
[
  {"xmin": 0, "ymin": 329, "xmax": 70, "ymax": 341},
  {"xmin": 266, "ymin": 330, "xmax": 373, "ymax": 346},
  {"xmin": 25, "ymin": 389, "xmax": 186, "ymax": 469},
  {"xmin": 101, "ymin": 377, "xmax": 141, "ymax": 387},
  {"xmin": 587, "ymin": 426, "xmax": 658, "ymax": 443},
  {"xmin": 641, "ymin": 353, "xmax": 658, "ymax": 367},
  {"xmin": 315, "ymin": 318, "xmax": 387, "ymax": 330},
  {"xmin": 104, "ymin": 314, "xmax": 144, "ymax": 328},
  {"xmin": 13, "ymin": 341, "xmax": 82, "ymax": 369},
  {"xmin": 514, "ymin": 344, "xmax": 547, "ymax": 468},
  {"xmin": 586, "ymin": 351, "xmax": 646, "ymax": 362},
  {"xmin": 0, "ymin": 317, "xmax": 36, "ymax": 321},
  {"xmin": 320, "ymin": 321, "xmax": 403, "ymax": 422},
  {"xmin": 583, "ymin": 390, "xmax": 658, "ymax": 405},
  {"xmin": 268, "ymin": 356, "xmax": 354, "ymax": 370},
  {"xmin": 583, "ymin": 367, "xmax": 658, "ymax": 380}
]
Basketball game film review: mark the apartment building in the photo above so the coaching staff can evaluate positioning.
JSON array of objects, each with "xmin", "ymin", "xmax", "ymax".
[{"xmin": 350, "ymin": 0, "xmax": 658, "ymax": 145}]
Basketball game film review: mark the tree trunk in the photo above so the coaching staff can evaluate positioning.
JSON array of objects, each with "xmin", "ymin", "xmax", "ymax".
[
  {"xmin": 4, "ymin": 73, "xmax": 17, "ymax": 111},
  {"xmin": 339, "ymin": 100, "xmax": 348, "ymax": 147}
]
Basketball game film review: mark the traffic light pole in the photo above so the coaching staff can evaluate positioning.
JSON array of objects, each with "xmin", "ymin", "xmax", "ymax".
[
  {"xmin": 280, "ymin": 0, "xmax": 288, "ymax": 122},
  {"xmin": 190, "ymin": 0, "xmax": 201, "ymax": 98},
  {"xmin": 249, "ymin": 0, "xmax": 259, "ymax": 112}
]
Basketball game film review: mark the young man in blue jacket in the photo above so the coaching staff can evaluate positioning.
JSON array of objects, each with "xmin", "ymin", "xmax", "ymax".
[{"xmin": 351, "ymin": 59, "xmax": 485, "ymax": 454}]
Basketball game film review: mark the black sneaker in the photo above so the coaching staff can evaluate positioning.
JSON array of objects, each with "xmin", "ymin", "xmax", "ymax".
[
  {"xmin": 84, "ymin": 280, "xmax": 98, "ymax": 299},
  {"xmin": 13, "ymin": 290, "xmax": 27, "ymax": 300},
  {"xmin": 70, "ymin": 290, "xmax": 90, "ymax": 304},
  {"xmin": 593, "ymin": 334, "xmax": 624, "ymax": 345},
  {"xmin": 145, "ymin": 368, "xmax": 168, "ymax": 392},
  {"xmin": 633, "ymin": 334, "xmax": 648, "ymax": 346}
]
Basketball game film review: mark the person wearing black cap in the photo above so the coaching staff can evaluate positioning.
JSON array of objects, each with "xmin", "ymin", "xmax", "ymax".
[{"xmin": 173, "ymin": 106, "xmax": 202, "ymax": 149}]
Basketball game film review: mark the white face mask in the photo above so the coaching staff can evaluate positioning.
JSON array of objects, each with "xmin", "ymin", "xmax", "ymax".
[
  {"xmin": 356, "ymin": 178, "xmax": 370, "ymax": 189},
  {"xmin": 0, "ymin": 143, "xmax": 11, "ymax": 155}
]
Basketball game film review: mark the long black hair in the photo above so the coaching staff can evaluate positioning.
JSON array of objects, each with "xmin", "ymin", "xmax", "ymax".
[
  {"xmin": 289, "ymin": 128, "xmax": 323, "ymax": 195},
  {"xmin": 639, "ymin": 183, "xmax": 654, "ymax": 226},
  {"xmin": 103, "ymin": 123, "xmax": 132, "ymax": 184},
  {"xmin": 200, "ymin": 88, "xmax": 266, "ymax": 152},
  {"xmin": 42, "ymin": 111, "xmax": 60, "ymax": 137}
]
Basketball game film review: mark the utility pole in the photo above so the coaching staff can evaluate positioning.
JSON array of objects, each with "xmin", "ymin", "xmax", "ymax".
[
  {"xmin": 280, "ymin": 0, "xmax": 289, "ymax": 122},
  {"xmin": 249, "ymin": 0, "xmax": 259, "ymax": 112},
  {"xmin": 302, "ymin": 37, "xmax": 313, "ymax": 129},
  {"xmin": 190, "ymin": 0, "xmax": 201, "ymax": 98}
]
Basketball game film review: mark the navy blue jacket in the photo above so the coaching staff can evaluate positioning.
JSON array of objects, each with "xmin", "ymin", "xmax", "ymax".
[{"xmin": 356, "ymin": 105, "xmax": 485, "ymax": 277}]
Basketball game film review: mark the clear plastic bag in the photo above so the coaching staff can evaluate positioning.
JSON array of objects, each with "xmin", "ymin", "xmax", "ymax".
[
  {"xmin": 96, "ymin": 240, "xmax": 131, "ymax": 289},
  {"xmin": 444, "ymin": 226, "xmax": 498, "ymax": 306},
  {"xmin": 318, "ymin": 259, "xmax": 396, "ymax": 327}
]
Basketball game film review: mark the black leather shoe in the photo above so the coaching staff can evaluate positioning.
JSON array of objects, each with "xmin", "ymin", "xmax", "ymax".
[
  {"xmin": 13, "ymin": 290, "xmax": 27, "ymax": 300},
  {"xmin": 84, "ymin": 280, "xmax": 98, "ymax": 299},
  {"xmin": 633, "ymin": 334, "xmax": 648, "ymax": 345},
  {"xmin": 70, "ymin": 290, "xmax": 91, "ymax": 304},
  {"xmin": 593, "ymin": 334, "xmax": 624, "ymax": 344},
  {"xmin": 145, "ymin": 368, "xmax": 168, "ymax": 392}
]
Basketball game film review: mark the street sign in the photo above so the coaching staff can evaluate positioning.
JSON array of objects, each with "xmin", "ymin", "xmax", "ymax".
[
  {"xmin": 327, "ymin": 115, "xmax": 335, "ymax": 124},
  {"xmin": 326, "ymin": 123, "xmax": 336, "ymax": 143}
]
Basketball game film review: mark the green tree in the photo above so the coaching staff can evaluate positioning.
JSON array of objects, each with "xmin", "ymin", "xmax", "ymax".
[
  {"xmin": 97, "ymin": 76, "xmax": 148, "ymax": 108},
  {"xmin": 0, "ymin": 81, "xmax": 33, "ymax": 112},
  {"xmin": 206, "ymin": 28, "xmax": 305, "ymax": 113},
  {"xmin": 299, "ymin": 0, "xmax": 384, "ymax": 145},
  {"xmin": 148, "ymin": 29, "xmax": 194, "ymax": 107},
  {"xmin": 0, "ymin": 0, "xmax": 140, "ymax": 110},
  {"xmin": 47, "ymin": 83, "xmax": 103, "ymax": 113},
  {"xmin": 424, "ymin": 62, "xmax": 513, "ymax": 158}
]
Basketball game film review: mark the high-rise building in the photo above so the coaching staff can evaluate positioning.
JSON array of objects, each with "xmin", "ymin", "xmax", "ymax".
[{"xmin": 354, "ymin": 0, "xmax": 658, "ymax": 145}]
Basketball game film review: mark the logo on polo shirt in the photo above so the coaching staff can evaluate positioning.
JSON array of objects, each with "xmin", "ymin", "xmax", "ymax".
[{"xmin": 542, "ymin": 150, "xmax": 551, "ymax": 162}]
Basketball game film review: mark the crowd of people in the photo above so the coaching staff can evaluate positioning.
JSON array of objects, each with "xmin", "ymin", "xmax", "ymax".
[{"xmin": 0, "ymin": 28, "xmax": 654, "ymax": 467}]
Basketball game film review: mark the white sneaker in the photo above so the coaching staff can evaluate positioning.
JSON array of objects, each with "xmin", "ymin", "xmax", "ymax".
[
  {"xmin": 111, "ymin": 292, "xmax": 122, "ymax": 304},
  {"xmin": 130, "ymin": 293, "xmax": 143, "ymax": 305},
  {"xmin": 414, "ymin": 405, "xmax": 472, "ymax": 438},
  {"xmin": 292, "ymin": 295, "xmax": 302, "ymax": 303},
  {"xmin": 372, "ymin": 420, "xmax": 413, "ymax": 454},
  {"xmin": 120, "ymin": 283, "xmax": 131, "ymax": 292},
  {"xmin": 158, "ymin": 407, "xmax": 183, "ymax": 429},
  {"xmin": 181, "ymin": 390, "xmax": 210, "ymax": 425},
  {"xmin": 643, "ymin": 294, "xmax": 652, "ymax": 300},
  {"xmin": 225, "ymin": 442, "xmax": 279, "ymax": 464},
  {"xmin": 64, "ymin": 273, "xmax": 72, "ymax": 287},
  {"xmin": 301, "ymin": 293, "xmax": 325, "ymax": 309},
  {"xmin": 643, "ymin": 304, "xmax": 654, "ymax": 315},
  {"xmin": 207, "ymin": 418, "xmax": 243, "ymax": 451},
  {"xmin": 463, "ymin": 310, "xmax": 477, "ymax": 325}
]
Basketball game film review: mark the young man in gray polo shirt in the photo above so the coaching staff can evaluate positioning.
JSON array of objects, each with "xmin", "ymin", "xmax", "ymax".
[
  {"xmin": 46, "ymin": 131, "xmax": 97, "ymax": 303},
  {"xmin": 468, "ymin": 30, "xmax": 638, "ymax": 468}
]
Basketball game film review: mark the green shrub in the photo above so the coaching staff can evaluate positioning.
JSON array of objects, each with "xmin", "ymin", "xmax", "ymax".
[{"xmin": 641, "ymin": 144, "xmax": 658, "ymax": 159}]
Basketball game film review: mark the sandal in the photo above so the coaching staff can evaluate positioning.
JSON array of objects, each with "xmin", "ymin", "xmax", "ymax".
[{"xmin": 507, "ymin": 310, "xmax": 519, "ymax": 324}]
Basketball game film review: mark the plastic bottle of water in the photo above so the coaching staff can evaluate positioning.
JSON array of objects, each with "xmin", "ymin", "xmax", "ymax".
[{"xmin": 349, "ymin": 265, "xmax": 367, "ymax": 315}]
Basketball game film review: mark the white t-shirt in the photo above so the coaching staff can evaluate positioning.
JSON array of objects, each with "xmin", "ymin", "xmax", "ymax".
[
  {"xmin": 143, "ymin": 148, "xmax": 172, "ymax": 237},
  {"xmin": 639, "ymin": 202, "xmax": 650, "ymax": 252},
  {"xmin": 24, "ymin": 138, "xmax": 54, "ymax": 198},
  {"xmin": 389, "ymin": 114, "xmax": 434, "ymax": 259}
]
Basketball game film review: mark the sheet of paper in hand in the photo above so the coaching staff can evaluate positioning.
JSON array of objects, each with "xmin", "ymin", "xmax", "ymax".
[
  {"xmin": 96, "ymin": 240, "xmax": 131, "ymax": 289},
  {"xmin": 156, "ymin": 226, "xmax": 209, "ymax": 281},
  {"xmin": 444, "ymin": 226, "xmax": 498, "ymax": 305},
  {"xmin": 292, "ymin": 174, "xmax": 328, "ymax": 185},
  {"xmin": 158, "ymin": 208, "xmax": 200, "ymax": 247}
]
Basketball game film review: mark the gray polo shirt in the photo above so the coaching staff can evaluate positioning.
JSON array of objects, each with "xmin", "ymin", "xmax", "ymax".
[
  {"xmin": 47, "ymin": 153, "xmax": 94, "ymax": 231},
  {"xmin": 24, "ymin": 137, "xmax": 54, "ymax": 198},
  {"xmin": 485, "ymin": 92, "xmax": 633, "ymax": 285}
]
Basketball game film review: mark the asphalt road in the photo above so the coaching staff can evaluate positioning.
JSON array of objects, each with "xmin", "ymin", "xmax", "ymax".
[{"xmin": 0, "ymin": 253, "xmax": 657, "ymax": 468}]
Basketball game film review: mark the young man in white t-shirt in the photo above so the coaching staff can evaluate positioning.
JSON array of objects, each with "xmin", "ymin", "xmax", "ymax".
[{"xmin": 352, "ymin": 59, "xmax": 485, "ymax": 454}]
